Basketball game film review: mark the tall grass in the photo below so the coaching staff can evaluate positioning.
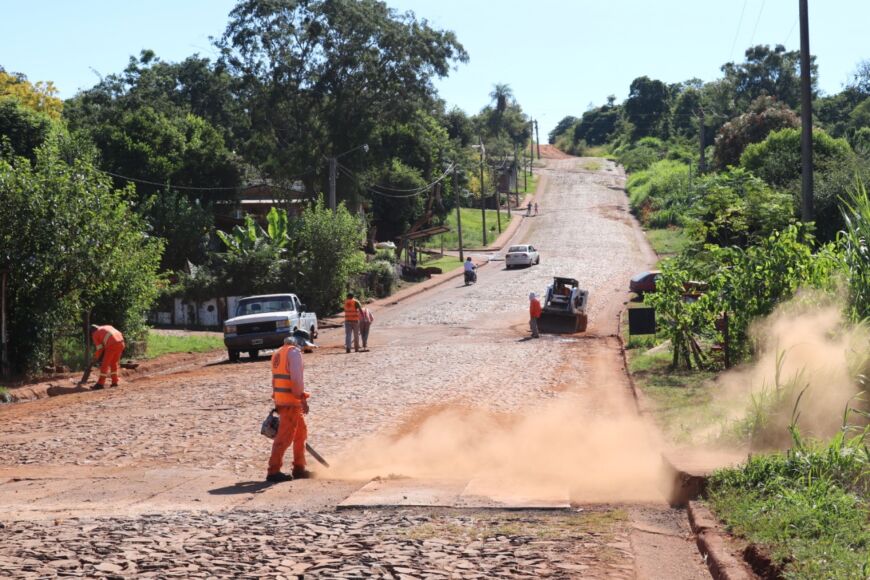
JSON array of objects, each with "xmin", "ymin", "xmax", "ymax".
[
  {"xmin": 625, "ymin": 159, "xmax": 692, "ymax": 226},
  {"xmin": 709, "ymin": 415, "xmax": 870, "ymax": 579},
  {"xmin": 839, "ymin": 178, "xmax": 870, "ymax": 322}
]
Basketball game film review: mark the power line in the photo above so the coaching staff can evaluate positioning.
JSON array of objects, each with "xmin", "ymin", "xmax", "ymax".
[
  {"xmin": 99, "ymin": 168, "xmax": 316, "ymax": 194},
  {"xmin": 337, "ymin": 163, "xmax": 456, "ymax": 199},
  {"xmin": 729, "ymin": 0, "xmax": 749, "ymax": 60},
  {"xmin": 748, "ymin": 0, "xmax": 767, "ymax": 47},
  {"xmin": 783, "ymin": 17, "xmax": 798, "ymax": 46}
]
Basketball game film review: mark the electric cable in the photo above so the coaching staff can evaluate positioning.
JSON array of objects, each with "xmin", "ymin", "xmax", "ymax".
[
  {"xmin": 730, "ymin": 0, "xmax": 749, "ymax": 60},
  {"xmin": 99, "ymin": 168, "xmax": 316, "ymax": 194}
]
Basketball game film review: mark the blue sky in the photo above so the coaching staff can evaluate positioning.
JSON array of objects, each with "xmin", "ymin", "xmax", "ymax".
[{"xmin": 1, "ymin": 1, "xmax": 868, "ymax": 136}]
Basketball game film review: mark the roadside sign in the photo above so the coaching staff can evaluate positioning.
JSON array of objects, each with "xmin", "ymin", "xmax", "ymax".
[{"xmin": 628, "ymin": 307, "xmax": 656, "ymax": 336}]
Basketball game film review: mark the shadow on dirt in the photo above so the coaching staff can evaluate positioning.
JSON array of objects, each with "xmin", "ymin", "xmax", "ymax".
[{"xmin": 208, "ymin": 481, "xmax": 274, "ymax": 495}]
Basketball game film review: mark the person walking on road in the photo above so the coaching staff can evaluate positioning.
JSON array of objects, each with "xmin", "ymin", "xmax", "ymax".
[
  {"xmin": 267, "ymin": 330, "xmax": 315, "ymax": 482},
  {"xmin": 526, "ymin": 202, "xmax": 532, "ymax": 216},
  {"xmin": 359, "ymin": 307, "xmax": 374, "ymax": 351},
  {"xmin": 89, "ymin": 324, "xmax": 125, "ymax": 389},
  {"xmin": 344, "ymin": 292, "xmax": 362, "ymax": 353},
  {"xmin": 534, "ymin": 202, "xmax": 539, "ymax": 215},
  {"xmin": 529, "ymin": 292, "xmax": 542, "ymax": 338}
]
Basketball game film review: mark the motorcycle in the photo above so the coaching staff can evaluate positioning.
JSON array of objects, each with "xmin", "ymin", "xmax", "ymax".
[{"xmin": 464, "ymin": 268, "xmax": 477, "ymax": 286}]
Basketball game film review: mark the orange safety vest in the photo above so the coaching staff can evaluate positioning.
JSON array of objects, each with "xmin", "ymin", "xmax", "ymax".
[
  {"xmin": 344, "ymin": 298, "xmax": 360, "ymax": 322},
  {"xmin": 271, "ymin": 344, "xmax": 306, "ymax": 407},
  {"xmin": 92, "ymin": 325, "xmax": 124, "ymax": 351}
]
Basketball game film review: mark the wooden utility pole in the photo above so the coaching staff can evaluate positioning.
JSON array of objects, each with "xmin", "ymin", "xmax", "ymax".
[
  {"xmin": 698, "ymin": 107, "xmax": 707, "ymax": 173},
  {"xmin": 453, "ymin": 166, "xmax": 463, "ymax": 262},
  {"xmin": 1, "ymin": 268, "xmax": 7, "ymax": 379},
  {"xmin": 513, "ymin": 144, "xmax": 520, "ymax": 210},
  {"xmin": 495, "ymin": 165, "xmax": 502, "ymax": 234},
  {"xmin": 478, "ymin": 136, "xmax": 487, "ymax": 247},
  {"xmin": 534, "ymin": 119, "xmax": 541, "ymax": 159},
  {"xmin": 328, "ymin": 156, "xmax": 337, "ymax": 211},
  {"xmin": 799, "ymin": 0, "xmax": 814, "ymax": 221}
]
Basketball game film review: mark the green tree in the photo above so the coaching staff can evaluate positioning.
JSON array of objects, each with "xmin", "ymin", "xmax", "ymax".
[
  {"xmin": 548, "ymin": 115, "xmax": 578, "ymax": 144},
  {"xmin": 0, "ymin": 97, "xmax": 56, "ymax": 160},
  {"xmin": 141, "ymin": 189, "xmax": 214, "ymax": 272},
  {"xmin": 216, "ymin": 0, "xmax": 467, "ymax": 198},
  {"xmin": 0, "ymin": 136, "xmax": 163, "ymax": 374},
  {"xmin": 292, "ymin": 197, "xmax": 366, "ymax": 314},
  {"xmin": 623, "ymin": 76, "xmax": 671, "ymax": 141},
  {"xmin": 721, "ymin": 44, "xmax": 815, "ymax": 110}
]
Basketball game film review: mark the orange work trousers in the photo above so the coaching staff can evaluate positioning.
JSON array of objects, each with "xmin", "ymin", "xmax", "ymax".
[
  {"xmin": 267, "ymin": 406, "xmax": 307, "ymax": 475},
  {"xmin": 97, "ymin": 342, "xmax": 125, "ymax": 386}
]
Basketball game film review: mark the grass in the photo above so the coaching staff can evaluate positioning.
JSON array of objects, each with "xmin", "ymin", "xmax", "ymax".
[
  {"xmin": 0, "ymin": 386, "xmax": 9, "ymax": 403},
  {"xmin": 708, "ymin": 428, "xmax": 870, "ymax": 579},
  {"xmin": 580, "ymin": 159, "xmax": 603, "ymax": 171},
  {"xmin": 145, "ymin": 330, "xmax": 224, "ymax": 358},
  {"xmin": 419, "ymin": 254, "xmax": 462, "ymax": 273},
  {"xmin": 518, "ymin": 170, "xmax": 539, "ymax": 195},
  {"xmin": 422, "ymin": 208, "xmax": 503, "ymax": 250},
  {"xmin": 645, "ymin": 227, "xmax": 690, "ymax": 257},
  {"xmin": 583, "ymin": 145, "xmax": 614, "ymax": 159},
  {"xmin": 627, "ymin": 344, "xmax": 721, "ymax": 441}
]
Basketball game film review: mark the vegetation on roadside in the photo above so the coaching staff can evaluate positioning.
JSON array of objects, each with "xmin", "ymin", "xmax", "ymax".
[
  {"xmin": 708, "ymin": 426, "xmax": 870, "ymax": 579},
  {"xmin": 144, "ymin": 331, "xmax": 225, "ymax": 359},
  {"xmin": 422, "ymin": 208, "xmax": 503, "ymax": 250}
]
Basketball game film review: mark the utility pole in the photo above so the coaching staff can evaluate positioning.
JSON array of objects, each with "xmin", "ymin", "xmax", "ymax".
[
  {"xmin": 1, "ymin": 268, "xmax": 7, "ymax": 380},
  {"xmin": 523, "ymin": 150, "xmax": 528, "ymax": 191},
  {"xmin": 328, "ymin": 156, "xmax": 337, "ymax": 212},
  {"xmin": 513, "ymin": 144, "xmax": 520, "ymax": 211},
  {"xmin": 453, "ymin": 166, "xmax": 464, "ymax": 262},
  {"xmin": 534, "ymin": 119, "xmax": 541, "ymax": 159},
  {"xmin": 799, "ymin": 0, "xmax": 814, "ymax": 222},
  {"xmin": 478, "ymin": 136, "xmax": 487, "ymax": 247},
  {"xmin": 698, "ymin": 107, "xmax": 707, "ymax": 174},
  {"xmin": 495, "ymin": 165, "xmax": 502, "ymax": 234}
]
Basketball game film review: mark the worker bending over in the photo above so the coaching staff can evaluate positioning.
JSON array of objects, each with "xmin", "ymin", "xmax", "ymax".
[
  {"xmin": 267, "ymin": 329, "xmax": 315, "ymax": 482},
  {"xmin": 89, "ymin": 324, "xmax": 125, "ymax": 389}
]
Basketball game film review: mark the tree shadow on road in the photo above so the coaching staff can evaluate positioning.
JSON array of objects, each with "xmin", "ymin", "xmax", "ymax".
[{"xmin": 209, "ymin": 481, "xmax": 274, "ymax": 495}]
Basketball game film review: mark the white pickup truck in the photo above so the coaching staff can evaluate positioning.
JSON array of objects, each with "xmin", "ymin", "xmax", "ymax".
[{"xmin": 223, "ymin": 293, "xmax": 318, "ymax": 361}]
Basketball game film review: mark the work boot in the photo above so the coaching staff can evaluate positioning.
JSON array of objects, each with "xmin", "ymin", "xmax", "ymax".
[
  {"xmin": 266, "ymin": 472, "xmax": 293, "ymax": 483},
  {"xmin": 292, "ymin": 466, "xmax": 314, "ymax": 479},
  {"xmin": 110, "ymin": 383, "xmax": 119, "ymax": 388},
  {"xmin": 346, "ymin": 348, "xmax": 351, "ymax": 354},
  {"xmin": 92, "ymin": 383, "xmax": 105, "ymax": 390}
]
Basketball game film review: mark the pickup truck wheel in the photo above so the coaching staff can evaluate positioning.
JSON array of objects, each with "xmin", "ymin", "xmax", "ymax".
[
  {"xmin": 228, "ymin": 349, "xmax": 239, "ymax": 362},
  {"xmin": 248, "ymin": 350, "xmax": 259, "ymax": 360}
]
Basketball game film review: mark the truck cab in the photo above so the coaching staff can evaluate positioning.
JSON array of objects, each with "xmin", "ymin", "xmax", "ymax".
[{"xmin": 223, "ymin": 293, "xmax": 318, "ymax": 361}]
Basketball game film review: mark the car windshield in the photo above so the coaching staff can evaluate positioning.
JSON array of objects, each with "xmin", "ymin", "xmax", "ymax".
[
  {"xmin": 508, "ymin": 246, "xmax": 528, "ymax": 253},
  {"xmin": 236, "ymin": 298, "xmax": 293, "ymax": 316}
]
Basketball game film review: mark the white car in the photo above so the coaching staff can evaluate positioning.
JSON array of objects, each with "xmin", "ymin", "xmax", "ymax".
[
  {"xmin": 505, "ymin": 244, "xmax": 540, "ymax": 269},
  {"xmin": 223, "ymin": 293, "xmax": 318, "ymax": 361}
]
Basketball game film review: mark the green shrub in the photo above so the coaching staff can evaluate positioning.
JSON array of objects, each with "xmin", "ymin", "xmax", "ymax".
[
  {"xmin": 617, "ymin": 137, "xmax": 668, "ymax": 173},
  {"xmin": 625, "ymin": 159, "xmax": 690, "ymax": 220},
  {"xmin": 375, "ymin": 248, "xmax": 397, "ymax": 264},
  {"xmin": 0, "ymin": 134, "xmax": 163, "ymax": 375},
  {"xmin": 365, "ymin": 259, "xmax": 397, "ymax": 298}
]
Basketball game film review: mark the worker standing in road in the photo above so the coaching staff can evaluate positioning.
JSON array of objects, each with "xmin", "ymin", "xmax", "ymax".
[
  {"xmin": 267, "ymin": 330, "xmax": 315, "ymax": 482},
  {"xmin": 344, "ymin": 292, "xmax": 362, "ymax": 353},
  {"xmin": 89, "ymin": 324, "xmax": 125, "ymax": 389},
  {"xmin": 529, "ymin": 293, "xmax": 542, "ymax": 339},
  {"xmin": 359, "ymin": 306, "xmax": 374, "ymax": 351}
]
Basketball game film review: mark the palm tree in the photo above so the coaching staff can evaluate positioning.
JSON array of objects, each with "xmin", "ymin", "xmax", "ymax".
[{"xmin": 490, "ymin": 83, "xmax": 513, "ymax": 114}]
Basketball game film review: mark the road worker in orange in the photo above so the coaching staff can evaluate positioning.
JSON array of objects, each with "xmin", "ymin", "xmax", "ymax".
[
  {"xmin": 267, "ymin": 329, "xmax": 315, "ymax": 483},
  {"xmin": 89, "ymin": 324, "xmax": 125, "ymax": 389},
  {"xmin": 344, "ymin": 292, "xmax": 362, "ymax": 354}
]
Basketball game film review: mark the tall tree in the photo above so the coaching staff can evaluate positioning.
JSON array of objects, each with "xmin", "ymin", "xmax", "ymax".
[
  {"xmin": 216, "ymin": 0, "xmax": 467, "ymax": 200},
  {"xmin": 489, "ymin": 83, "xmax": 513, "ymax": 114},
  {"xmin": 623, "ymin": 76, "xmax": 670, "ymax": 141},
  {"xmin": 721, "ymin": 44, "xmax": 816, "ymax": 111}
]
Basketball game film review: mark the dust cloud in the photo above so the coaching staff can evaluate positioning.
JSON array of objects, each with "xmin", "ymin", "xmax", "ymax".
[
  {"xmin": 331, "ymin": 399, "xmax": 669, "ymax": 503},
  {"xmin": 703, "ymin": 296, "xmax": 868, "ymax": 448}
]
